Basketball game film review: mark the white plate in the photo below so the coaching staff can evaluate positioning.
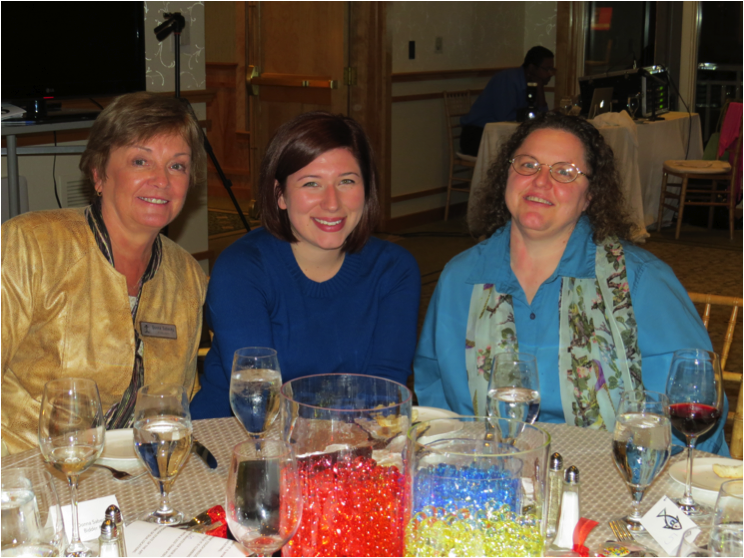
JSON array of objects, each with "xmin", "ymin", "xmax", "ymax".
[
  {"xmin": 669, "ymin": 457, "xmax": 743, "ymax": 493},
  {"xmin": 98, "ymin": 429, "xmax": 138, "ymax": 463},
  {"xmin": 412, "ymin": 406, "xmax": 463, "ymax": 445}
]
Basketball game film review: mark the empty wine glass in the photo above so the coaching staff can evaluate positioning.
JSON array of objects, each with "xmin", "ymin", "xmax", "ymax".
[
  {"xmin": 612, "ymin": 389, "xmax": 671, "ymax": 532},
  {"xmin": 38, "ymin": 377, "xmax": 104, "ymax": 557},
  {"xmin": 229, "ymin": 347, "xmax": 282, "ymax": 438},
  {"xmin": 133, "ymin": 383, "xmax": 193, "ymax": 525},
  {"xmin": 1, "ymin": 468, "xmax": 66, "ymax": 557},
  {"xmin": 627, "ymin": 95, "xmax": 640, "ymax": 119},
  {"xmin": 226, "ymin": 439, "xmax": 303, "ymax": 557},
  {"xmin": 666, "ymin": 349, "xmax": 724, "ymax": 516},
  {"xmin": 487, "ymin": 352, "xmax": 540, "ymax": 423}
]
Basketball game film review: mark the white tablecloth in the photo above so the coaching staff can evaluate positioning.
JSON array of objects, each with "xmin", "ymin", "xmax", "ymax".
[{"xmin": 467, "ymin": 112, "xmax": 704, "ymax": 241}]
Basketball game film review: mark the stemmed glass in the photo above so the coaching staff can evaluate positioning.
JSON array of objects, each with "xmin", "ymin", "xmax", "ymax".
[
  {"xmin": 627, "ymin": 95, "xmax": 640, "ymax": 119},
  {"xmin": 38, "ymin": 378, "xmax": 105, "ymax": 557},
  {"xmin": 710, "ymin": 479, "xmax": 743, "ymax": 556},
  {"xmin": 226, "ymin": 439, "xmax": 303, "ymax": 557},
  {"xmin": 665, "ymin": 349, "xmax": 724, "ymax": 516},
  {"xmin": 133, "ymin": 383, "xmax": 193, "ymax": 525},
  {"xmin": 611, "ymin": 389, "xmax": 672, "ymax": 532},
  {"xmin": 487, "ymin": 352, "xmax": 540, "ymax": 423},
  {"xmin": 229, "ymin": 347, "xmax": 282, "ymax": 438},
  {"xmin": 1, "ymin": 468, "xmax": 66, "ymax": 557}
]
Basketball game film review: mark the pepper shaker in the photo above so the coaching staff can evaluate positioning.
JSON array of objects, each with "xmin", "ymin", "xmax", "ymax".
[
  {"xmin": 105, "ymin": 505, "xmax": 127, "ymax": 557},
  {"xmin": 98, "ymin": 519, "xmax": 121, "ymax": 558},
  {"xmin": 545, "ymin": 452, "xmax": 564, "ymax": 539},
  {"xmin": 553, "ymin": 465, "xmax": 580, "ymax": 549}
]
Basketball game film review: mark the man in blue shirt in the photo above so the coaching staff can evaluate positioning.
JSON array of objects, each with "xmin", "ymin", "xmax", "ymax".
[{"xmin": 460, "ymin": 46, "xmax": 555, "ymax": 156}]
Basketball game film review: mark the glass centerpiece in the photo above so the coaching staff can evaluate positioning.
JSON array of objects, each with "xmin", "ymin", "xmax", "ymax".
[{"xmin": 280, "ymin": 374, "xmax": 412, "ymax": 557}]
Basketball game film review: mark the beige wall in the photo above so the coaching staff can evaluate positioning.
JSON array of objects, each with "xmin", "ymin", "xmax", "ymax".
[
  {"xmin": 2, "ymin": 2, "xmax": 209, "ymax": 272},
  {"xmin": 388, "ymin": 1, "xmax": 557, "ymax": 219}
]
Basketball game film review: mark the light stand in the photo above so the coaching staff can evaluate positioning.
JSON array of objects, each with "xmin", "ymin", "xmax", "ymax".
[{"xmin": 154, "ymin": 13, "xmax": 251, "ymax": 233}]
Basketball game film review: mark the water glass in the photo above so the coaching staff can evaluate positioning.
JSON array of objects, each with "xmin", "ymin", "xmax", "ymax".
[
  {"xmin": 487, "ymin": 352, "xmax": 540, "ymax": 423},
  {"xmin": 1, "ymin": 468, "xmax": 65, "ymax": 557},
  {"xmin": 133, "ymin": 383, "xmax": 193, "ymax": 525},
  {"xmin": 225, "ymin": 439, "xmax": 302, "ymax": 557},
  {"xmin": 611, "ymin": 390, "xmax": 671, "ymax": 532},
  {"xmin": 677, "ymin": 525, "xmax": 744, "ymax": 558},
  {"xmin": 710, "ymin": 479, "xmax": 743, "ymax": 556},
  {"xmin": 229, "ymin": 347, "xmax": 282, "ymax": 438}
]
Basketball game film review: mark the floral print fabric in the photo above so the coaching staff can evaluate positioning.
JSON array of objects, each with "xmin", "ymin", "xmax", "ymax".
[{"xmin": 465, "ymin": 237, "xmax": 642, "ymax": 429}]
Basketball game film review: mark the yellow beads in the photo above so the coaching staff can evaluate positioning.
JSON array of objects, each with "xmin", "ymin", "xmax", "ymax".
[{"xmin": 405, "ymin": 505, "xmax": 544, "ymax": 557}]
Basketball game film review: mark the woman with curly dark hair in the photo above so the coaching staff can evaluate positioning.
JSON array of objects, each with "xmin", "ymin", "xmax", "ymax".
[{"xmin": 415, "ymin": 112, "xmax": 728, "ymax": 455}]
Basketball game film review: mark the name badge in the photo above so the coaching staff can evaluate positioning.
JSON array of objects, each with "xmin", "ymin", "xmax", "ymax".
[{"xmin": 140, "ymin": 322, "xmax": 177, "ymax": 339}]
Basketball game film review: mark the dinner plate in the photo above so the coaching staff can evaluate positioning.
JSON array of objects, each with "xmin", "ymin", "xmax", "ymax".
[
  {"xmin": 669, "ymin": 457, "xmax": 743, "ymax": 493},
  {"xmin": 98, "ymin": 428, "xmax": 138, "ymax": 464},
  {"xmin": 412, "ymin": 406, "xmax": 463, "ymax": 445}
]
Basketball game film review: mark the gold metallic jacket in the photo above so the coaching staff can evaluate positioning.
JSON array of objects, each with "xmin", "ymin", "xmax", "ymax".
[{"xmin": 1, "ymin": 209, "xmax": 207, "ymax": 454}]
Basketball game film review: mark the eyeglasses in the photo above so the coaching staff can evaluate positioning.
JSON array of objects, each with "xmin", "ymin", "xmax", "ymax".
[{"xmin": 509, "ymin": 154, "xmax": 590, "ymax": 183}]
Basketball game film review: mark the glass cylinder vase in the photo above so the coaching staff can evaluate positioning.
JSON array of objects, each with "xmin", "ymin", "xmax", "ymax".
[
  {"xmin": 281, "ymin": 374, "xmax": 412, "ymax": 557},
  {"xmin": 405, "ymin": 417, "xmax": 551, "ymax": 557}
]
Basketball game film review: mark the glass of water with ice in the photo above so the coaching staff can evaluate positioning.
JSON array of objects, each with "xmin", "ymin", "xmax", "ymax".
[
  {"xmin": 1, "ymin": 468, "xmax": 65, "ymax": 557},
  {"xmin": 487, "ymin": 352, "xmax": 540, "ymax": 423}
]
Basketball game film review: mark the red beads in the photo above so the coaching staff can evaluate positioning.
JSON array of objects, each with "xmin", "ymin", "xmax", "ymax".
[{"xmin": 283, "ymin": 454, "xmax": 406, "ymax": 557}]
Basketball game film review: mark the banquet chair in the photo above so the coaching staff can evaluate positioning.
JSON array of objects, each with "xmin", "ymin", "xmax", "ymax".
[
  {"xmin": 443, "ymin": 90, "xmax": 477, "ymax": 221},
  {"xmin": 687, "ymin": 291, "xmax": 743, "ymax": 459},
  {"xmin": 657, "ymin": 103, "xmax": 742, "ymax": 240}
]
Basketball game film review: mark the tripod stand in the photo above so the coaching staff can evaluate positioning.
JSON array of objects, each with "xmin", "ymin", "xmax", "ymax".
[{"xmin": 154, "ymin": 12, "xmax": 251, "ymax": 232}]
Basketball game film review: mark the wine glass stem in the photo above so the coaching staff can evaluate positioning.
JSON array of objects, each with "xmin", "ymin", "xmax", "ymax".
[
  {"xmin": 682, "ymin": 438, "xmax": 696, "ymax": 506},
  {"xmin": 67, "ymin": 474, "xmax": 83, "ymax": 545},
  {"xmin": 158, "ymin": 481, "xmax": 173, "ymax": 515},
  {"xmin": 630, "ymin": 487, "xmax": 645, "ymax": 520}
]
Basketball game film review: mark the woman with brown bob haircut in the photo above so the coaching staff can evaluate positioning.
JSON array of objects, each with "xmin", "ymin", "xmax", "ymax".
[
  {"xmin": 2, "ymin": 92, "xmax": 208, "ymax": 455},
  {"xmin": 191, "ymin": 111, "xmax": 421, "ymax": 419},
  {"xmin": 415, "ymin": 112, "xmax": 727, "ymax": 456}
]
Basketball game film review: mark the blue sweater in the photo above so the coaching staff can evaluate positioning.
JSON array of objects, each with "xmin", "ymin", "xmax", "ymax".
[
  {"xmin": 415, "ymin": 217, "xmax": 729, "ymax": 456},
  {"xmin": 191, "ymin": 228, "xmax": 421, "ymax": 419}
]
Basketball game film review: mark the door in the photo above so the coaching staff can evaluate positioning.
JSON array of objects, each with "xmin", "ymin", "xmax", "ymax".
[
  {"xmin": 244, "ymin": 1, "xmax": 391, "ymax": 225},
  {"xmin": 247, "ymin": 1, "xmax": 349, "ymax": 181}
]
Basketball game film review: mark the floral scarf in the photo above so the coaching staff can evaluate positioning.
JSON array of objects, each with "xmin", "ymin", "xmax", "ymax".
[{"xmin": 464, "ymin": 237, "xmax": 643, "ymax": 430}]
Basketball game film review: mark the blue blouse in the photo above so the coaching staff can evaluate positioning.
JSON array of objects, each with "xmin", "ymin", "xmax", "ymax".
[{"xmin": 414, "ymin": 217, "xmax": 729, "ymax": 456}]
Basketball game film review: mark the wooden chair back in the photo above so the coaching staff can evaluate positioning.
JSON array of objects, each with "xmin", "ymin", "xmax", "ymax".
[
  {"xmin": 442, "ymin": 90, "xmax": 476, "ymax": 220},
  {"xmin": 688, "ymin": 291, "xmax": 743, "ymax": 459}
]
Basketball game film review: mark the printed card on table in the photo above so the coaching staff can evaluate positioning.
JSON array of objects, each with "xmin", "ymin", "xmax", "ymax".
[
  {"xmin": 639, "ymin": 495, "xmax": 698, "ymax": 555},
  {"xmin": 60, "ymin": 495, "xmax": 120, "ymax": 542}
]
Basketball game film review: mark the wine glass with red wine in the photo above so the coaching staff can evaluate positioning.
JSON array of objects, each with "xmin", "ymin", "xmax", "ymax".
[{"xmin": 665, "ymin": 348, "xmax": 724, "ymax": 516}]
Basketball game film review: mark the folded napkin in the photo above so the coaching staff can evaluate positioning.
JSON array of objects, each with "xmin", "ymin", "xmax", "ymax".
[{"xmin": 591, "ymin": 111, "xmax": 639, "ymax": 147}]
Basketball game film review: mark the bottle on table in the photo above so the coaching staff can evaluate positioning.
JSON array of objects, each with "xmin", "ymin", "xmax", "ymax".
[
  {"xmin": 553, "ymin": 465, "xmax": 580, "ymax": 550},
  {"xmin": 545, "ymin": 452, "xmax": 564, "ymax": 540},
  {"xmin": 98, "ymin": 519, "xmax": 121, "ymax": 557},
  {"xmin": 105, "ymin": 505, "xmax": 127, "ymax": 557}
]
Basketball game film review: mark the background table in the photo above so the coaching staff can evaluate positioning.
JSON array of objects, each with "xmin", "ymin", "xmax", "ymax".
[
  {"xmin": 467, "ymin": 113, "xmax": 704, "ymax": 241},
  {"xmin": 1, "ymin": 418, "xmax": 716, "ymax": 556}
]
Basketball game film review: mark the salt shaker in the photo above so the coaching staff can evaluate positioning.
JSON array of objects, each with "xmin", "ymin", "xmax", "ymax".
[
  {"xmin": 545, "ymin": 452, "xmax": 564, "ymax": 539},
  {"xmin": 105, "ymin": 504, "xmax": 127, "ymax": 557},
  {"xmin": 553, "ymin": 465, "xmax": 580, "ymax": 549},
  {"xmin": 98, "ymin": 519, "xmax": 121, "ymax": 558}
]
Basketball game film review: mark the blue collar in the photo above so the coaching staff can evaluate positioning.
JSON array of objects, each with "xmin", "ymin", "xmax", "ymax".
[{"xmin": 466, "ymin": 215, "xmax": 597, "ymax": 292}]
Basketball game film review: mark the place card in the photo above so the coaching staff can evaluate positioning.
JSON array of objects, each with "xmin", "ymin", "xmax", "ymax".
[
  {"xmin": 639, "ymin": 495, "xmax": 698, "ymax": 555},
  {"xmin": 60, "ymin": 494, "xmax": 120, "ymax": 542},
  {"xmin": 126, "ymin": 521, "xmax": 245, "ymax": 557}
]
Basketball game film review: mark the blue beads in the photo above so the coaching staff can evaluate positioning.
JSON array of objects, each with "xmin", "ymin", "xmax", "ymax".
[{"xmin": 413, "ymin": 463, "xmax": 522, "ymax": 514}]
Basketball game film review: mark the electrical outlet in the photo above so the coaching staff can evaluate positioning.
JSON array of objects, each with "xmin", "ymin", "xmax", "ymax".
[{"xmin": 435, "ymin": 37, "xmax": 443, "ymax": 53}]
